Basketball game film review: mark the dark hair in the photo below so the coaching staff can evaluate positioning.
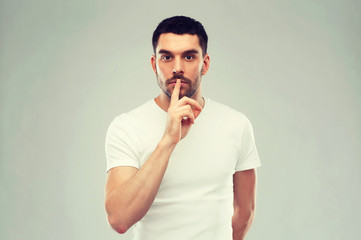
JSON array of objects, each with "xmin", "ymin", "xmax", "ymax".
[{"xmin": 152, "ymin": 16, "xmax": 208, "ymax": 56}]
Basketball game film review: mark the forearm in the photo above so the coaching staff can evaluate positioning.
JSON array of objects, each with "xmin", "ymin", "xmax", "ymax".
[
  {"xmin": 106, "ymin": 138, "xmax": 176, "ymax": 233},
  {"xmin": 232, "ymin": 169, "xmax": 257, "ymax": 240},
  {"xmin": 232, "ymin": 208, "xmax": 255, "ymax": 240}
]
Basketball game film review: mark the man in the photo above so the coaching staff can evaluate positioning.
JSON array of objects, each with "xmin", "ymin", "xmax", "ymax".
[{"xmin": 105, "ymin": 16, "xmax": 261, "ymax": 240}]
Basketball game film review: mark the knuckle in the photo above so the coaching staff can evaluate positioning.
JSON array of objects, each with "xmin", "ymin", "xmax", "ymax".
[
  {"xmin": 188, "ymin": 109, "xmax": 194, "ymax": 117},
  {"xmin": 179, "ymin": 96, "xmax": 189, "ymax": 102}
]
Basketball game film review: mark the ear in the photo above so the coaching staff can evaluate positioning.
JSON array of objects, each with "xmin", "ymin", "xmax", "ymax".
[
  {"xmin": 151, "ymin": 55, "xmax": 157, "ymax": 74},
  {"xmin": 201, "ymin": 54, "xmax": 210, "ymax": 76}
]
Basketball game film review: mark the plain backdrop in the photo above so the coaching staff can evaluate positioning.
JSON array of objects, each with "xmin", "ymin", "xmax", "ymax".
[{"xmin": 1, "ymin": 0, "xmax": 360, "ymax": 239}]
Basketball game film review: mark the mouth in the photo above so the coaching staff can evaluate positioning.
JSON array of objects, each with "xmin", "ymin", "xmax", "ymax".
[
  {"xmin": 167, "ymin": 76, "xmax": 191, "ymax": 85},
  {"xmin": 166, "ymin": 73, "xmax": 191, "ymax": 85},
  {"xmin": 168, "ymin": 79, "xmax": 189, "ymax": 84}
]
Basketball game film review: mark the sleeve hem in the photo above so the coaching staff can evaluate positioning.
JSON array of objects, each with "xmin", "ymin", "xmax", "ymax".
[
  {"xmin": 106, "ymin": 163, "xmax": 140, "ymax": 173},
  {"xmin": 235, "ymin": 161, "xmax": 261, "ymax": 172}
]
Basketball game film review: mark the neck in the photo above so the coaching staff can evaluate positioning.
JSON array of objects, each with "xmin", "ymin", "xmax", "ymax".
[{"xmin": 154, "ymin": 89, "xmax": 204, "ymax": 112}]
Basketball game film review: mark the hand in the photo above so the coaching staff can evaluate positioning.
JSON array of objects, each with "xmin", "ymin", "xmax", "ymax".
[{"xmin": 162, "ymin": 79, "xmax": 202, "ymax": 145}]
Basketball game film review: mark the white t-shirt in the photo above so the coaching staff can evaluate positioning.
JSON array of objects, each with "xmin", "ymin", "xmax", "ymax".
[{"xmin": 105, "ymin": 98, "xmax": 261, "ymax": 240}]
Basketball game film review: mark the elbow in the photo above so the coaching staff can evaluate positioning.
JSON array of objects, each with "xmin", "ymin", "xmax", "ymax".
[
  {"xmin": 107, "ymin": 215, "xmax": 131, "ymax": 234},
  {"xmin": 247, "ymin": 209, "xmax": 255, "ymax": 224},
  {"xmin": 243, "ymin": 208, "xmax": 255, "ymax": 224},
  {"xmin": 105, "ymin": 200, "xmax": 132, "ymax": 234},
  {"xmin": 236, "ymin": 201, "xmax": 256, "ymax": 222},
  {"xmin": 232, "ymin": 208, "xmax": 255, "ymax": 228}
]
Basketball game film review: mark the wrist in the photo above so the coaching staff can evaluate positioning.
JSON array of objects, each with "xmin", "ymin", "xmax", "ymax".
[{"xmin": 159, "ymin": 136, "xmax": 178, "ymax": 150}]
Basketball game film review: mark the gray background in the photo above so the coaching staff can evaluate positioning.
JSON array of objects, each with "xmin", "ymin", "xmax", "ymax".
[{"xmin": 1, "ymin": 0, "xmax": 360, "ymax": 239}]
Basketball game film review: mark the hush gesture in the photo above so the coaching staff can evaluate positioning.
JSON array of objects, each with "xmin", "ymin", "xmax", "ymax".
[{"xmin": 163, "ymin": 79, "xmax": 202, "ymax": 145}]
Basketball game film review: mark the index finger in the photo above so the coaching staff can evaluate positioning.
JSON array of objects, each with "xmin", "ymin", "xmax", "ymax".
[{"xmin": 170, "ymin": 79, "xmax": 181, "ymax": 106}]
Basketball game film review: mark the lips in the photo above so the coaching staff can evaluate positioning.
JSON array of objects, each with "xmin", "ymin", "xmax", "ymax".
[{"xmin": 168, "ymin": 80, "xmax": 188, "ymax": 84}]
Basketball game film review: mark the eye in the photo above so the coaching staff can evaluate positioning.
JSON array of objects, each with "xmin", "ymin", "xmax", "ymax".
[
  {"xmin": 161, "ymin": 55, "xmax": 172, "ymax": 61},
  {"xmin": 185, "ymin": 55, "xmax": 194, "ymax": 61}
]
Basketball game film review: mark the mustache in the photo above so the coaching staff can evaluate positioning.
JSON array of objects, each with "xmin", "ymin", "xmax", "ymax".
[{"xmin": 165, "ymin": 74, "xmax": 191, "ymax": 85}]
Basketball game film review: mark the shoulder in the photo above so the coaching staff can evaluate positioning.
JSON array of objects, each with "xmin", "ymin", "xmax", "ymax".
[
  {"xmin": 107, "ymin": 99, "xmax": 166, "ymax": 137},
  {"xmin": 203, "ymin": 98, "xmax": 255, "ymax": 140},
  {"xmin": 205, "ymin": 98, "xmax": 250, "ymax": 125},
  {"xmin": 106, "ymin": 100, "xmax": 148, "ymax": 136},
  {"xmin": 123, "ymin": 99, "xmax": 157, "ymax": 120}
]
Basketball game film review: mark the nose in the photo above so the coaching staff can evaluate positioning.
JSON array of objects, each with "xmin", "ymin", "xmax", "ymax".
[{"xmin": 173, "ymin": 58, "xmax": 184, "ymax": 74}]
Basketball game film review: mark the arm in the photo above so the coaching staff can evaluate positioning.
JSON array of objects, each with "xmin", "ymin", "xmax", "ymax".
[
  {"xmin": 105, "ymin": 79, "xmax": 202, "ymax": 234},
  {"xmin": 105, "ymin": 140, "xmax": 175, "ymax": 234},
  {"xmin": 232, "ymin": 168, "xmax": 257, "ymax": 240}
]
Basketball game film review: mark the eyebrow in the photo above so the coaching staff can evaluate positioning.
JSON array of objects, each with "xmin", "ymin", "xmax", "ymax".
[
  {"xmin": 183, "ymin": 49, "xmax": 199, "ymax": 55},
  {"xmin": 158, "ymin": 49, "xmax": 200, "ymax": 55}
]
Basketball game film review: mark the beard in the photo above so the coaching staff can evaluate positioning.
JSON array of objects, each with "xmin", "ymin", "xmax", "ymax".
[{"xmin": 156, "ymin": 67, "xmax": 203, "ymax": 99}]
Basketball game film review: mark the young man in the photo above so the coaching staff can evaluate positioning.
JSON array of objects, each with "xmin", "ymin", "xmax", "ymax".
[{"xmin": 105, "ymin": 16, "xmax": 261, "ymax": 240}]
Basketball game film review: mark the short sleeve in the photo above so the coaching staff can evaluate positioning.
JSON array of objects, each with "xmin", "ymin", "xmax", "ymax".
[
  {"xmin": 235, "ymin": 117, "xmax": 261, "ymax": 171},
  {"xmin": 105, "ymin": 114, "xmax": 140, "ymax": 172}
]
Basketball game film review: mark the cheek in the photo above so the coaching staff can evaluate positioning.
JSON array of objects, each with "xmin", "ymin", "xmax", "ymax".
[
  {"xmin": 198, "ymin": 63, "xmax": 203, "ymax": 73},
  {"xmin": 189, "ymin": 62, "xmax": 203, "ymax": 75},
  {"xmin": 157, "ymin": 63, "xmax": 172, "ymax": 77}
]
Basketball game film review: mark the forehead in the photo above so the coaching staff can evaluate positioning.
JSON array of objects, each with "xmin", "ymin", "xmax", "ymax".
[{"xmin": 156, "ymin": 33, "xmax": 202, "ymax": 54}]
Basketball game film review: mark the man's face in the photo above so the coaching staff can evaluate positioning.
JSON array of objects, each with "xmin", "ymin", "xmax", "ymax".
[{"xmin": 151, "ymin": 33, "xmax": 209, "ymax": 99}]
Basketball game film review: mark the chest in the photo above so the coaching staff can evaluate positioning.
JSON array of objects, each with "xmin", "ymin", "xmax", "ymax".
[{"xmin": 139, "ymin": 122, "xmax": 239, "ymax": 201}]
